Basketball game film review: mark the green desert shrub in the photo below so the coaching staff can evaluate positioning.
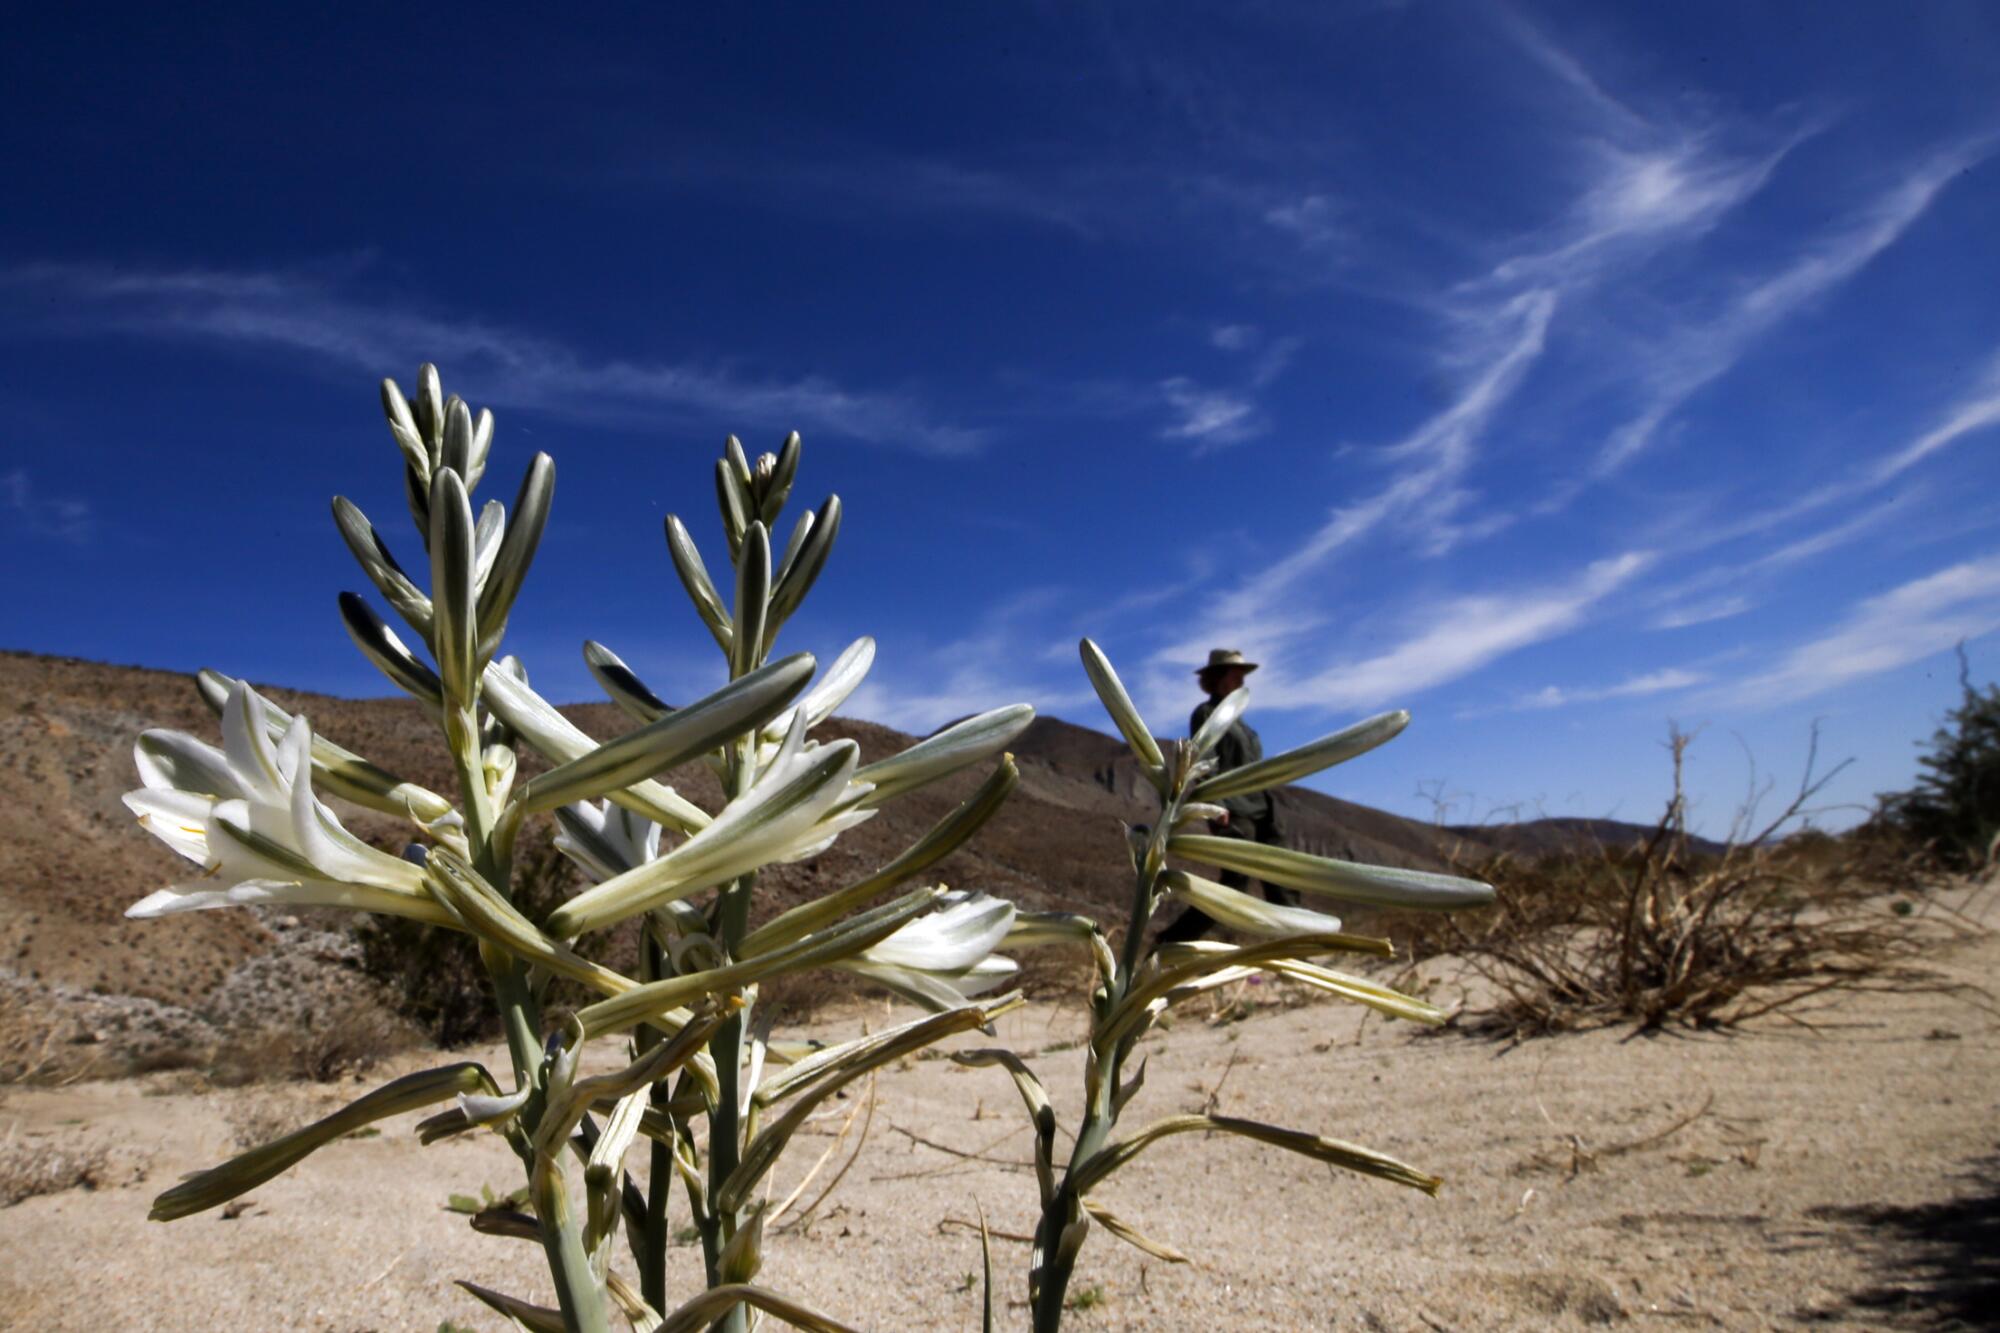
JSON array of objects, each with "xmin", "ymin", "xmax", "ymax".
[{"xmin": 1876, "ymin": 651, "xmax": 2000, "ymax": 870}]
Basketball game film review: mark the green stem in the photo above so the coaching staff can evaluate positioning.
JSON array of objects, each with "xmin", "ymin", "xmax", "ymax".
[
  {"xmin": 702, "ymin": 732, "xmax": 760, "ymax": 1333},
  {"xmin": 639, "ymin": 933, "xmax": 672, "ymax": 1313},
  {"xmin": 1032, "ymin": 776, "xmax": 1180, "ymax": 1331},
  {"xmin": 447, "ymin": 700, "xmax": 609, "ymax": 1333}
]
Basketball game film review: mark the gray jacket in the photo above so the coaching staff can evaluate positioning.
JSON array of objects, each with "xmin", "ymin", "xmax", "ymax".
[{"xmin": 1190, "ymin": 697, "xmax": 1280, "ymax": 831}]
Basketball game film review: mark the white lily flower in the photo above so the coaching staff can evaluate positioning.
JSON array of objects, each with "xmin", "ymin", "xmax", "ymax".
[
  {"xmin": 123, "ymin": 682, "xmax": 448, "ymax": 924},
  {"xmin": 457, "ymin": 1084, "xmax": 533, "ymax": 1128},
  {"xmin": 554, "ymin": 799, "xmax": 664, "ymax": 882},
  {"xmin": 757, "ymin": 635, "xmax": 874, "ymax": 746},
  {"xmin": 545, "ymin": 711, "xmax": 876, "ymax": 938},
  {"xmin": 835, "ymin": 890, "xmax": 1019, "ymax": 1011}
]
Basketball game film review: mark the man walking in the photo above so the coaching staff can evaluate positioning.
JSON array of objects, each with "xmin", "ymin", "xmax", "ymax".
[{"xmin": 1159, "ymin": 648, "xmax": 1296, "ymax": 944}]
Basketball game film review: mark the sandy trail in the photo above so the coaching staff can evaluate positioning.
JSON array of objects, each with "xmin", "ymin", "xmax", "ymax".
[{"xmin": 4, "ymin": 909, "xmax": 1996, "ymax": 1332}]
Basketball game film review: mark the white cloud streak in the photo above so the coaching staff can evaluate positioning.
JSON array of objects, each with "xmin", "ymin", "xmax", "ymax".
[
  {"xmin": 844, "ymin": 590, "xmax": 1094, "ymax": 734},
  {"xmin": 1231, "ymin": 550, "xmax": 1655, "ymax": 716},
  {"xmin": 0, "ymin": 263, "xmax": 987, "ymax": 456},
  {"xmin": 1, "ymin": 469, "xmax": 93, "ymax": 543},
  {"xmin": 1591, "ymin": 138, "xmax": 1998, "ymax": 477},
  {"xmin": 1718, "ymin": 554, "xmax": 2000, "ymax": 708},
  {"xmin": 1870, "ymin": 347, "xmax": 2000, "ymax": 484},
  {"xmin": 1509, "ymin": 667, "xmax": 1707, "ymax": 713},
  {"xmin": 1156, "ymin": 332, "xmax": 1301, "ymax": 451}
]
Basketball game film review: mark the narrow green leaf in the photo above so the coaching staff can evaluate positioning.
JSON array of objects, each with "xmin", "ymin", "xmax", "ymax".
[
  {"xmin": 953, "ymin": 1048, "xmax": 1057, "ymax": 1205},
  {"xmin": 474, "ymin": 451, "xmax": 555, "ymax": 661},
  {"xmin": 654, "ymin": 1283, "xmax": 860, "ymax": 1333},
  {"xmin": 853, "ymin": 705, "xmax": 1035, "ymax": 808},
  {"xmin": 1190, "ymin": 685, "xmax": 1249, "ymax": 759},
  {"xmin": 150, "ymin": 1063, "xmax": 496, "ymax": 1220},
  {"xmin": 427, "ymin": 468, "xmax": 478, "ymax": 707},
  {"xmin": 665, "ymin": 514, "xmax": 733, "ymax": 654},
  {"xmin": 480, "ymin": 662, "xmax": 711, "ymax": 833},
  {"xmin": 456, "ymin": 1281, "xmax": 566, "ymax": 1332},
  {"xmin": 1100, "ymin": 931, "xmax": 1394, "ymax": 1046},
  {"xmin": 766, "ymin": 495, "xmax": 840, "ymax": 642},
  {"xmin": 719, "ymin": 996, "xmax": 1019, "ymax": 1213},
  {"xmin": 331, "ymin": 496, "xmax": 433, "ymax": 639},
  {"xmin": 1167, "ymin": 835, "xmax": 1495, "ymax": 911},
  {"xmin": 424, "ymin": 848, "xmax": 636, "ymax": 997},
  {"xmin": 582, "ymin": 640, "xmax": 671, "ymax": 723},
  {"xmin": 741, "ymin": 755, "xmax": 1017, "ymax": 957},
  {"xmin": 440, "ymin": 395, "xmax": 474, "ymax": 479},
  {"xmin": 716, "ymin": 457, "xmax": 752, "ymax": 556},
  {"xmin": 193, "ymin": 668, "xmax": 452, "ymax": 821},
  {"xmin": 513, "ymin": 651, "xmax": 812, "ymax": 814},
  {"xmin": 1080, "ymin": 638, "xmax": 1164, "ymax": 769},
  {"xmin": 978, "ymin": 1202, "xmax": 997, "ymax": 1333},
  {"xmin": 1073, "ymin": 1113, "xmax": 1441, "ymax": 1197},
  {"xmin": 1082, "ymin": 1198, "xmax": 1190, "ymax": 1264},
  {"xmin": 1191, "ymin": 709, "xmax": 1411, "ymax": 804},
  {"xmin": 379, "ymin": 377, "xmax": 429, "ymax": 481},
  {"xmin": 731, "ymin": 521, "xmax": 772, "ymax": 679},
  {"xmin": 337, "ymin": 592, "xmax": 442, "ymax": 705}
]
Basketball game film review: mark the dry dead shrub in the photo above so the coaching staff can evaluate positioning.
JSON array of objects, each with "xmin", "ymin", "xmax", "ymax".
[
  {"xmin": 211, "ymin": 993, "xmax": 417, "ymax": 1086},
  {"xmin": 0, "ymin": 1126, "xmax": 112, "ymax": 1206},
  {"xmin": 225, "ymin": 1091, "xmax": 307, "ymax": 1150},
  {"xmin": 0, "ymin": 985, "xmax": 86, "ymax": 1085},
  {"xmin": 1418, "ymin": 728, "xmax": 1983, "ymax": 1037}
]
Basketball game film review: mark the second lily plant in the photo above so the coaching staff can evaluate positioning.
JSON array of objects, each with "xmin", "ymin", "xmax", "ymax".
[
  {"xmin": 967, "ymin": 639, "xmax": 1495, "ymax": 1328},
  {"xmin": 124, "ymin": 365, "xmax": 1037, "ymax": 1333}
]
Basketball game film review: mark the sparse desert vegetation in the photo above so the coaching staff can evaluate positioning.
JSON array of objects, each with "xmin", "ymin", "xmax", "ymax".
[{"xmin": 4, "ymin": 644, "xmax": 1998, "ymax": 1329}]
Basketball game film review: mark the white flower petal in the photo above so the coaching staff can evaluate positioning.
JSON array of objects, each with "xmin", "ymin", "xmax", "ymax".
[
  {"xmin": 133, "ymin": 730, "xmax": 241, "ymax": 800},
  {"xmin": 123, "ymin": 788, "xmax": 217, "ymax": 864},
  {"xmin": 221, "ymin": 683, "xmax": 286, "ymax": 804},
  {"xmin": 861, "ymin": 891, "xmax": 1015, "ymax": 972}
]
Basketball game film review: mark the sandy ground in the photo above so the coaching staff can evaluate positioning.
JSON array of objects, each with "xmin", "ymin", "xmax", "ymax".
[{"xmin": 5, "ymin": 906, "xmax": 1997, "ymax": 1332}]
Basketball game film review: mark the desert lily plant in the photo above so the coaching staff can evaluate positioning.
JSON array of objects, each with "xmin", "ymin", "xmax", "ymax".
[
  {"xmin": 963, "ymin": 640, "xmax": 1496, "ymax": 1330},
  {"xmin": 122, "ymin": 364, "xmax": 1034, "ymax": 1332}
]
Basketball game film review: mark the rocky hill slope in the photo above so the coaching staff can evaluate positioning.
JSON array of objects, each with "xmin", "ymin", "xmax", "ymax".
[{"xmin": 0, "ymin": 648, "xmax": 1683, "ymax": 1069}]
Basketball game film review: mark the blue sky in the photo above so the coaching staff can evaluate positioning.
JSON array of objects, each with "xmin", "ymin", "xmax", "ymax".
[{"xmin": 5, "ymin": 3, "xmax": 1998, "ymax": 836}]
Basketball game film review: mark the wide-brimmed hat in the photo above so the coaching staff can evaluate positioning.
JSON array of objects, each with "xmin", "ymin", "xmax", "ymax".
[{"xmin": 1194, "ymin": 648, "xmax": 1259, "ymax": 676}]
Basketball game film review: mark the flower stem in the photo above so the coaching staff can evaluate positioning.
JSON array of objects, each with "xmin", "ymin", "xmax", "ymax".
[{"xmin": 449, "ymin": 701, "xmax": 609, "ymax": 1333}]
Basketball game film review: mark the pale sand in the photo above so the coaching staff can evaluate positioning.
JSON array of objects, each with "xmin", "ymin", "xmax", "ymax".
[{"xmin": 4, "ymin": 906, "xmax": 1996, "ymax": 1331}]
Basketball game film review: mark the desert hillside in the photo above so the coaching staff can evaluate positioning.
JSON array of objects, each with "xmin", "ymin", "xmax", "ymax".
[
  {"xmin": 0, "ymin": 648, "xmax": 1538, "ymax": 1011},
  {"xmin": 0, "ymin": 646, "xmax": 1723, "ymax": 1079}
]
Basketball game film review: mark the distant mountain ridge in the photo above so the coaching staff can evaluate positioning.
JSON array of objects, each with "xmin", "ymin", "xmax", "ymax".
[{"xmin": 0, "ymin": 650, "xmax": 1700, "ymax": 1014}]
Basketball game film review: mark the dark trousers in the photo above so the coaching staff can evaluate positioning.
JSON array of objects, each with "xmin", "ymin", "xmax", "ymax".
[{"xmin": 1157, "ymin": 813, "xmax": 1296, "ymax": 945}]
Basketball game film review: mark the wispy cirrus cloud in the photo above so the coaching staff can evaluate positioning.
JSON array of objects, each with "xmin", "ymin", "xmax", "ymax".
[
  {"xmin": 1262, "ymin": 193, "xmax": 1343, "ymax": 252},
  {"xmin": 1495, "ymin": 667, "xmax": 1708, "ymax": 715},
  {"xmin": 0, "ymin": 262, "xmax": 988, "ymax": 456},
  {"xmin": 617, "ymin": 148, "xmax": 1107, "ymax": 238},
  {"xmin": 1140, "ymin": 548, "xmax": 1653, "ymax": 722},
  {"xmin": 1, "ymin": 469, "xmax": 93, "ymax": 543},
  {"xmin": 1590, "ymin": 138, "xmax": 1998, "ymax": 477},
  {"xmin": 1715, "ymin": 553, "xmax": 2000, "ymax": 708},
  {"xmin": 1156, "ymin": 329, "xmax": 1301, "ymax": 451},
  {"xmin": 844, "ymin": 588, "xmax": 1093, "ymax": 733},
  {"xmin": 1250, "ymin": 550, "xmax": 1656, "ymax": 715},
  {"xmin": 1870, "ymin": 346, "xmax": 2000, "ymax": 485}
]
